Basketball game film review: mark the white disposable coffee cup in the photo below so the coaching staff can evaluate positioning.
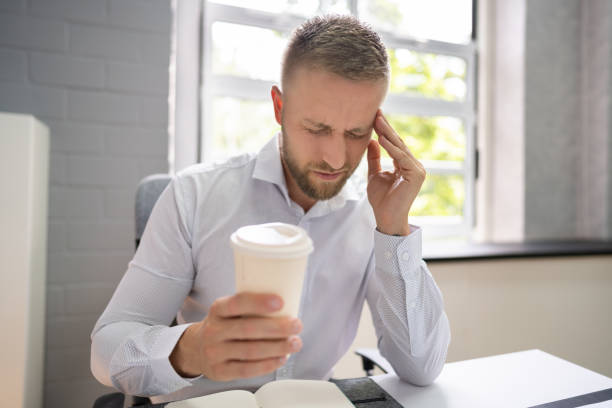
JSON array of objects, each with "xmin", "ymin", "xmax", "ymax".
[{"xmin": 230, "ymin": 223, "xmax": 313, "ymax": 317}]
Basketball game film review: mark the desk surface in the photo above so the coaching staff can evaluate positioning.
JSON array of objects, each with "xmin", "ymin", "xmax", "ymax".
[{"xmin": 372, "ymin": 349, "xmax": 612, "ymax": 408}]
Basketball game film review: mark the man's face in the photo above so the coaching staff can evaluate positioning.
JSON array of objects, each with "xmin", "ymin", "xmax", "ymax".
[{"xmin": 277, "ymin": 67, "xmax": 387, "ymax": 201}]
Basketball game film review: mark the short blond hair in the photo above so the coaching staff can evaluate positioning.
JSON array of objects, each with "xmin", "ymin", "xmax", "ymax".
[{"xmin": 281, "ymin": 15, "xmax": 389, "ymax": 88}]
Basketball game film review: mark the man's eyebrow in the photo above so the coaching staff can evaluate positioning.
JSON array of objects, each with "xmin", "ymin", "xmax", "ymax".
[
  {"xmin": 303, "ymin": 119, "xmax": 331, "ymax": 129},
  {"xmin": 346, "ymin": 126, "xmax": 370, "ymax": 134},
  {"xmin": 304, "ymin": 119, "xmax": 370, "ymax": 134}
]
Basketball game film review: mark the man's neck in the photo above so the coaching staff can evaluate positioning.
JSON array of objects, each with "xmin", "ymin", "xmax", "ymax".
[{"xmin": 280, "ymin": 160, "xmax": 317, "ymax": 213}]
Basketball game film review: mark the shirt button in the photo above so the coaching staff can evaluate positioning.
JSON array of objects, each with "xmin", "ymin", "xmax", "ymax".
[
  {"xmin": 384, "ymin": 251, "xmax": 392, "ymax": 260},
  {"xmin": 408, "ymin": 301, "xmax": 416, "ymax": 310},
  {"xmin": 402, "ymin": 252, "xmax": 410, "ymax": 262}
]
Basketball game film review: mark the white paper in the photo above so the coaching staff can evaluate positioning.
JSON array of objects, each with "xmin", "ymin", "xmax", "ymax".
[
  {"xmin": 255, "ymin": 380, "xmax": 353, "ymax": 408},
  {"xmin": 166, "ymin": 389, "xmax": 258, "ymax": 408}
]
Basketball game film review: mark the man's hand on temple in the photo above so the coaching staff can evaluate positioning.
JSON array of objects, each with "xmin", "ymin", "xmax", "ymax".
[
  {"xmin": 367, "ymin": 109, "xmax": 426, "ymax": 236},
  {"xmin": 169, "ymin": 292, "xmax": 303, "ymax": 381}
]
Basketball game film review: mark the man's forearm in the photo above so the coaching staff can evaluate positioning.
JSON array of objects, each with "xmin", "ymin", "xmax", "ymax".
[{"xmin": 368, "ymin": 227, "xmax": 450, "ymax": 385}]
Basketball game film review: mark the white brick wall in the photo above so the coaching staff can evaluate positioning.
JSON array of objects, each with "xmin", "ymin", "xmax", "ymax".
[
  {"xmin": 0, "ymin": 14, "xmax": 67, "ymax": 51},
  {"xmin": 47, "ymin": 120, "xmax": 106, "ymax": 153},
  {"xmin": 0, "ymin": 82, "xmax": 66, "ymax": 118},
  {"xmin": 0, "ymin": 1, "xmax": 172, "ymax": 406},
  {"xmin": 0, "ymin": 48, "xmax": 27, "ymax": 81},
  {"xmin": 30, "ymin": 52, "xmax": 106, "ymax": 89}
]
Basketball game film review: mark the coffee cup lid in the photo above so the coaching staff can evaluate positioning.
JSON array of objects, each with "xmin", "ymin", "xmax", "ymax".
[{"xmin": 230, "ymin": 223, "xmax": 313, "ymax": 258}]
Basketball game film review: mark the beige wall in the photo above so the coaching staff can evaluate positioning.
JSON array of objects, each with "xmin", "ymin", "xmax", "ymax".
[{"xmin": 333, "ymin": 255, "xmax": 612, "ymax": 379}]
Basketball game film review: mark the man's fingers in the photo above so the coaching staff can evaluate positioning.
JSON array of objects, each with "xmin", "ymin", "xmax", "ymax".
[
  {"xmin": 368, "ymin": 110, "xmax": 424, "ymax": 174},
  {"xmin": 223, "ymin": 336, "xmax": 302, "ymax": 361},
  {"xmin": 375, "ymin": 113, "xmax": 420, "ymax": 162},
  {"xmin": 374, "ymin": 114, "xmax": 405, "ymax": 150},
  {"xmin": 378, "ymin": 135, "xmax": 426, "ymax": 185},
  {"xmin": 367, "ymin": 139, "xmax": 382, "ymax": 178},
  {"xmin": 212, "ymin": 356, "xmax": 288, "ymax": 381},
  {"xmin": 222, "ymin": 315, "xmax": 302, "ymax": 340},
  {"xmin": 373, "ymin": 110, "xmax": 425, "ymax": 179},
  {"xmin": 211, "ymin": 292, "xmax": 283, "ymax": 318},
  {"xmin": 378, "ymin": 131, "xmax": 413, "ymax": 170}
]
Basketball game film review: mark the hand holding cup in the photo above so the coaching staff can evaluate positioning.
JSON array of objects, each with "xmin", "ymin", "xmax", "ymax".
[
  {"xmin": 170, "ymin": 292, "xmax": 303, "ymax": 381},
  {"xmin": 170, "ymin": 223, "xmax": 313, "ymax": 381}
]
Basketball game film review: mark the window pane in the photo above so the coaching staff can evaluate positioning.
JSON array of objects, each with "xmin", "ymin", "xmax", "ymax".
[
  {"xmin": 208, "ymin": 0, "xmax": 319, "ymax": 16},
  {"xmin": 360, "ymin": 0, "xmax": 472, "ymax": 44},
  {"xmin": 212, "ymin": 97, "xmax": 279, "ymax": 159},
  {"xmin": 208, "ymin": 0, "xmax": 349, "ymax": 15},
  {"xmin": 384, "ymin": 115, "xmax": 465, "ymax": 162},
  {"xmin": 321, "ymin": 0, "xmax": 350, "ymax": 14},
  {"xmin": 389, "ymin": 49, "xmax": 466, "ymax": 101},
  {"xmin": 212, "ymin": 22, "xmax": 287, "ymax": 81},
  {"xmin": 411, "ymin": 174, "xmax": 464, "ymax": 217}
]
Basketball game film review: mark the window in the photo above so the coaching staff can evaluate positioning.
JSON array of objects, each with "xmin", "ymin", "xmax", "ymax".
[{"xmin": 200, "ymin": 0, "xmax": 476, "ymax": 240}]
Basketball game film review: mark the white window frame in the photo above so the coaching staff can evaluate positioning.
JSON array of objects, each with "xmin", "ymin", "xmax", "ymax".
[{"xmin": 199, "ymin": 1, "xmax": 477, "ymax": 239}]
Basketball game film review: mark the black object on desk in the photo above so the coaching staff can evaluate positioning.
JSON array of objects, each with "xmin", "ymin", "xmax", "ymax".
[
  {"xmin": 331, "ymin": 377, "xmax": 403, "ymax": 407},
  {"xmin": 137, "ymin": 377, "xmax": 401, "ymax": 408}
]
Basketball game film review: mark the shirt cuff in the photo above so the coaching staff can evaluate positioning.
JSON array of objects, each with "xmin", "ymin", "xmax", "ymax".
[
  {"xmin": 373, "ymin": 225, "xmax": 423, "ymax": 279},
  {"xmin": 150, "ymin": 323, "xmax": 202, "ymax": 391}
]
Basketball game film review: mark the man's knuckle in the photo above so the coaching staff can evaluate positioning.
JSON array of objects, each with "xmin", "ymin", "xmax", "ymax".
[{"xmin": 226, "ymin": 298, "xmax": 239, "ymax": 316}]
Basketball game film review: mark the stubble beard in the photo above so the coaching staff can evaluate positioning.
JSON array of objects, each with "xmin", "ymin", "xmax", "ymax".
[{"xmin": 280, "ymin": 127, "xmax": 356, "ymax": 201}]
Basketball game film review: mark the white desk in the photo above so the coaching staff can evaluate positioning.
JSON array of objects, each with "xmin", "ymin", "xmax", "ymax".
[{"xmin": 373, "ymin": 349, "xmax": 612, "ymax": 407}]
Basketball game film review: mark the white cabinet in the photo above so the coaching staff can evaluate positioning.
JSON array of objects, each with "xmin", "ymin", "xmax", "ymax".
[{"xmin": 0, "ymin": 112, "xmax": 49, "ymax": 408}]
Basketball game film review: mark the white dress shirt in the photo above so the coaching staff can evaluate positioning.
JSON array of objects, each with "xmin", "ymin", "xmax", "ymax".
[{"xmin": 90, "ymin": 135, "xmax": 451, "ymax": 404}]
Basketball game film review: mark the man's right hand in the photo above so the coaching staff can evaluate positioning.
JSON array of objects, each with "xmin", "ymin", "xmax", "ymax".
[{"xmin": 169, "ymin": 292, "xmax": 303, "ymax": 381}]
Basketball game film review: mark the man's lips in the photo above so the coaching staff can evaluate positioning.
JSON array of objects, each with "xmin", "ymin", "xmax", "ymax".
[{"xmin": 312, "ymin": 170, "xmax": 344, "ymax": 181}]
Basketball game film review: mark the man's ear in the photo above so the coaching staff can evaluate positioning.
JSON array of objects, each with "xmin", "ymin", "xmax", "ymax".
[{"xmin": 271, "ymin": 85, "xmax": 283, "ymax": 125}]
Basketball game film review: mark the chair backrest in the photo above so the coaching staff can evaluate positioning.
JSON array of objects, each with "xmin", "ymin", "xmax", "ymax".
[{"xmin": 135, "ymin": 173, "xmax": 172, "ymax": 249}]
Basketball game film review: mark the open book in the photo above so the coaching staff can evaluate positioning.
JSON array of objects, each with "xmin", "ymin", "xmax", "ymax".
[{"xmin": 166, "ymin": 379, "xmax": 354, "ymax": 408}]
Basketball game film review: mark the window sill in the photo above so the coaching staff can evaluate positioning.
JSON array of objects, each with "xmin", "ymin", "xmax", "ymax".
[{"xmin": 423, "ymin": 240, "xmax": 612, "ymax": 262}]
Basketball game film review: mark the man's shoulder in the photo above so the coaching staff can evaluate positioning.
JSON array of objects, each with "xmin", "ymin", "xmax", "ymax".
[
  {"xmin": 177, "ymin": 153, "xmax": 256, "ymax": 178},
  {"xmin": 171, "ymin": 153, "xmax": 257, "ymax": 203}
]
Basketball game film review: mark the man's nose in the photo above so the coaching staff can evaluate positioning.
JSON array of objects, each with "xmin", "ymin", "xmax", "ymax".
[{"xmin": 320, "ymin": 134, "xmax": 346, "ymax": 170}]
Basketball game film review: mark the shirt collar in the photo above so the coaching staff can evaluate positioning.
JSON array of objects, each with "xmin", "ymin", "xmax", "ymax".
[{"xmin": 252, "ymin": 134, "xmax": 362, "ymax": 213}]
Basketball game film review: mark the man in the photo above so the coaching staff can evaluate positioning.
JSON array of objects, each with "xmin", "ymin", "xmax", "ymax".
[{"xmin": 91, "ymin": 15, "xmax": 450, "ymax": 404}]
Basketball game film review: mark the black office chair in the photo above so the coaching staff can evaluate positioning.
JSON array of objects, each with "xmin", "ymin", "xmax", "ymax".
[{"xmin": 354, "ymin": 348, "xmax": 395, "ymax": 376}]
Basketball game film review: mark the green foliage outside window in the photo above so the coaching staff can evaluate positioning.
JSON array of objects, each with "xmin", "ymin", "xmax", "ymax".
[{"xmin": 412, "ymin": 174, "xmax": 464, "ymax": 217}]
